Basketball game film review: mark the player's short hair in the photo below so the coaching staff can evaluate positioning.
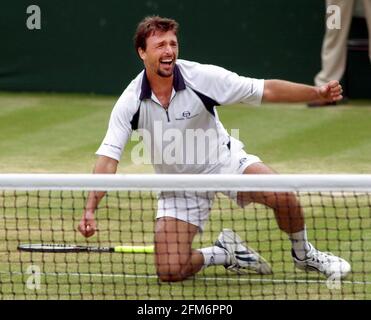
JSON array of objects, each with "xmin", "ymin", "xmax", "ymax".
[{"xmin": 134, "ymin": 16, "xmax": 179, "ymax": 52}]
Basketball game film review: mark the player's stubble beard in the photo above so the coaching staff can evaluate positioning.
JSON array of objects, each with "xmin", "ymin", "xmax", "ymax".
[
  {"xmin": 156, "ymin": 63, "xmax": 175, "ymax": 78},
  {"xmin": 156, "ymin": 56, "xmax": 176, "ymax": 78},
  {"xmin": 157, "ymin": 69, "xmax": 173, "ymax": 77}
]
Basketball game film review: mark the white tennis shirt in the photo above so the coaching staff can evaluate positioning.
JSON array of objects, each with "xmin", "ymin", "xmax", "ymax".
[{"xmin": 96, "ymin": 59, "xmax": 264, "ymax": 174}]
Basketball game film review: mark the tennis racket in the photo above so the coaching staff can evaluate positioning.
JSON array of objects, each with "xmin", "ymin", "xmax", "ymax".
[{"xmin": 18, "ymin": 243, "xmax": 154, "ymax": 253}]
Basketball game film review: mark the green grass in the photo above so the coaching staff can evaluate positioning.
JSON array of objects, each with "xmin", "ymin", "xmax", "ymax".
[{"xmin": 0, "ymin": 92, "xmax": 370, "ymax": 300}]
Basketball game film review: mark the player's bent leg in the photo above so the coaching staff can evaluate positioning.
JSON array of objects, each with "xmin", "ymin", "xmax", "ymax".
[
  {"xmin": 239, "ymin": 162, "xmax": 304, "ymax": 234},
  {"xmin": 154, "ymin": 217, "xmax": 204, "ymax": 282},
  {"xmin": 239, "ymin": 162, "xmax": 351, "ymax": 278}
]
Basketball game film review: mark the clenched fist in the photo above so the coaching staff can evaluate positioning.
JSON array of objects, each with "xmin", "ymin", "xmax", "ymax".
[{"xmin": 318, "ymin": 80, "xmax": 343, "ymax": 102}]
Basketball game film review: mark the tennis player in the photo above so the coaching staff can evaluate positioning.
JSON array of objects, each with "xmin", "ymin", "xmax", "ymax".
[{"xmin": 78, "ymin": 16, "xmax": 350, "ymax": 282}]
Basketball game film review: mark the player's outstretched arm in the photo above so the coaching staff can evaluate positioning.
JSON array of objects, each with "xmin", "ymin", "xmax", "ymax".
[
  {"xmin": 78, "ymin": 155, "xmax": 118, "ymax": 238},
  {"xmin": 262, "ymin": 79, "xmax": 343, "ymax": 103}
]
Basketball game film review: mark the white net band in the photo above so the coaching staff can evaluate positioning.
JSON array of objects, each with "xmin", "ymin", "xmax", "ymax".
[{"xmin": 0, "ymin": 174, "xmax": 371, "ymax": 191}]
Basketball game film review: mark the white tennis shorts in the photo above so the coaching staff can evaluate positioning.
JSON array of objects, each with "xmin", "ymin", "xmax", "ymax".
[{"xmin": 156, "ymin": 142, "xmax": 262, "ymax": 231}]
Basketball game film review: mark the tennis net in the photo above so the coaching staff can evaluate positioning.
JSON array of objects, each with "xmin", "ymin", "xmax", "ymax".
[{"xmin": 0, "ymin": 174, "xmax": 370, "ymax": 300}]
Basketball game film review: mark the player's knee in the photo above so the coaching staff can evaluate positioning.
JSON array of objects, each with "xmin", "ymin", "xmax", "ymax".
[
  {"xmin": 155, "ymin": 250, "xmax": 192, "ymax": 282},
  {"xmin": 156, "ymin": 263, "xmax": 188, "ymax": 282},
  {"xmin": 157, "ymin": 273, "xmax": 187, "ymax": 282}
]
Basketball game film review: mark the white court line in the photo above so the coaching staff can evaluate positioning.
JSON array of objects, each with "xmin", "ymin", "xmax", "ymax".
[{"xmin": 2, "ymin": 271, "xmax": 371, "ymax": 286}]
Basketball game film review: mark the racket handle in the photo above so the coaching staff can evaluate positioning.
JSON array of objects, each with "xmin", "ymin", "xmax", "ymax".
[{"xmin": 114, "ymin": 245, "xmax": 154, "ymax": 253}]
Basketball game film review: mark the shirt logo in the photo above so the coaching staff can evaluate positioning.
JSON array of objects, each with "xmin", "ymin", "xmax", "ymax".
[
  {"xmin": 175, "ymin": 111, "xmax": 199, "ymax": 120},
  {"xmin": 182, "ymin": 111, "xmax": 191, "ymax": 118}
]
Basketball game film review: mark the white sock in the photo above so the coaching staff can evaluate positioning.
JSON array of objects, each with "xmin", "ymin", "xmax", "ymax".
[
  {"xmin": 198, "ymin": 246, "xmax": 230, "ymax": 268},
  {"xmin": 289, "ymin": 227, "xmax": 311, "ymax": 260}
]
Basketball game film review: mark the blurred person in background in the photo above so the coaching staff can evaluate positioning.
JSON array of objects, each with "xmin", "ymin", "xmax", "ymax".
[{"xmin": 309, "ymin": 0, "xmax": 371, "ymax": 107}]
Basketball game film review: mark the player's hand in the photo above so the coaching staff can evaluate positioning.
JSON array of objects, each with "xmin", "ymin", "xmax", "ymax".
[
  {"xmin": 318, "ymin": 80, "xmax": 343, "ymax": 102},
  {"xmin": 78, "ymin": 211, "xmax": 97, "ymax": 238}
]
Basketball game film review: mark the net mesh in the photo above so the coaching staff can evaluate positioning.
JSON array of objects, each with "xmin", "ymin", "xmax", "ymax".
[{"xmin": 0, "ymin": 175, "xmax": 370, "ymax": 300}]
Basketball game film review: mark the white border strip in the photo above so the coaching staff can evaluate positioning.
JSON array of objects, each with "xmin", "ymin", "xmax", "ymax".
[{"xmin": 0, "ymin": 174, "xmax": 371, "ymax": 192}]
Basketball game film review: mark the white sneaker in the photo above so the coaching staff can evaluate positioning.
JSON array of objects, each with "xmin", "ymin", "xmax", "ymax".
[
  {"xmin": 292, "ymin": 243, "xmax": 351, "ymax": 279},
  {"xmin": 214, "ymin": 229, "xmax": 272, "ymax": 275}
]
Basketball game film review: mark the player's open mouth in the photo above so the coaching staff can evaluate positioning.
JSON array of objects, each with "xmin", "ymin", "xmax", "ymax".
[{"xmin": 160, "ymin": 59, "xmax": 174, "ymax": 66}]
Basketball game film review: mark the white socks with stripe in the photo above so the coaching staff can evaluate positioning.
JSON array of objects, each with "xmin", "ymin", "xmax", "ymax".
[
  {"xmin": 198, "ymin": 246, "xmax": 230, "ymax": 268},
  {"xmin": 289, "ymin": 227, "xmax": 311, "ymax": 260}
]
